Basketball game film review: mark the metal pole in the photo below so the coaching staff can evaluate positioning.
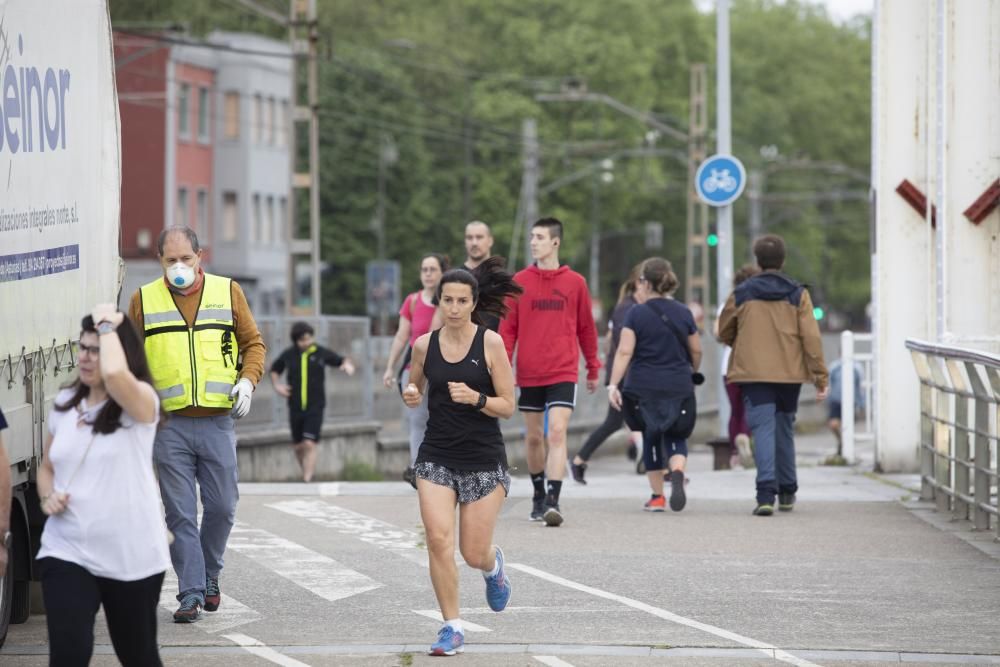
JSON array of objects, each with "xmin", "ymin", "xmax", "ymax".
[
  {"xmin": 841, "ymin": 330, "xmax": 855, "ymax": 463},
  {"xmin": 376, "ymin": 140, "xmax": 387, "ymax": 334},
  {"xmin": 589, "ymin": 175, "xmax": 599, "ymax": 297},
  {"xmin": 522, "ymin": 118, "xmax": 539, "ymax": 268},
  {"xmin": 307, "ymin": 0, "xmax": 321, "ymax": 316},
  {"xmin": 715, "ymin": 0, "xmax": 733, "ymax": 437},
  {"xmin": 748, "ymin": 168, "xmax": 763, "ymax": 255}
]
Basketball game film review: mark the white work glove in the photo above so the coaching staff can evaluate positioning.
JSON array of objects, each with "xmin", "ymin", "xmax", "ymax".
[{"xmin": 229, "ymin": 378, "xmax": 254, "ymax": 419}]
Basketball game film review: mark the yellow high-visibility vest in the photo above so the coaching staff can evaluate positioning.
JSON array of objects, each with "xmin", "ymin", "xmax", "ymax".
[{"xmin": 140, "ymin": 274, "xmax": 239, "ymax": 411}]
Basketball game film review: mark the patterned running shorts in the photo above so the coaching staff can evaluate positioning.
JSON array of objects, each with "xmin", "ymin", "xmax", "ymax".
[{"xmin": 413, "ymin": 462, "xmax": 511, "ymax": 504}]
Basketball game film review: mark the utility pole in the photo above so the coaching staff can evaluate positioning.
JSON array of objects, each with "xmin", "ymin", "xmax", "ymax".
[
  {"xmin": 287, "ymin": 0, "xmax": 321, "ymax": 316},
  {"xmin": 748, "ymin": 168, "xmax": 763, "ymax": 257},
  {"xmin": 715, "ymin": 0, "xmax": 734, "ymax": 436},
  {"xmin": 685, "ymin": 64, "xmax": 710, "ymax": 309},
  {"xmin": 521, "ymin": 118, "xmax": 540, "ymax": 268}
]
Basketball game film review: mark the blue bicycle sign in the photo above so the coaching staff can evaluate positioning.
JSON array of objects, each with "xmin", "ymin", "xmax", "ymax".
[{"xmin": 695, "ymin": 154, "xmax": 747, "ymax": 207}]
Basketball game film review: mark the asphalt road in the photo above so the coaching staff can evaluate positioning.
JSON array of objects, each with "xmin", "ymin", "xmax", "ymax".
[{"xmin": 4, "ymin": 433, "xmax": 1000, "ymax": 666}]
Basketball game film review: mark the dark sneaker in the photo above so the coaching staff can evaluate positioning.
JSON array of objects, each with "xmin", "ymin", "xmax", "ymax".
[
  {"xmin": 669, "ymin": 470, "xmax": 687, "ymax": 512},
  {"xmin": 753, "ymin": 503, "xmax": 774, "ymax": 516},
  {"xmin": 778, "ymin": 492, "xmax": 796, "ymax": 512},
  {"xmin": 543, "ymin": 502, "xmax": 563, "ymax": 527},
  {"xmin": 483, "ymin": 545, "xmax": 511, "ymax": 612},
  {"xmin": 570, "ymin": 462, "xmax": 587, "ymax": 485},
  {"xmin": 529, "ymin": 495, "xmax": 545, "ymax": 521},
  {"xmin": 429, "ymin": 625, "xmax": 465, "ymax": 656},
  {"xmin": 204, "ymin": 577, "xmax": 221, "ymax": 612},
  {"xmin": 173, "ymin": 594, "xmax": 202, "ymax": 623},
  {"xmin": 402, "ymin": 466, "xmax": 417, "ymax": 490},
  {"xmin": 626, "ymin": 441, "xmax": 638, "ymax": 461}
]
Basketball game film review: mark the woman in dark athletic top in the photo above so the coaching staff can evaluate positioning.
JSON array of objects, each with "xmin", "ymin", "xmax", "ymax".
[{"xmin": 402, "ymin": 257, "xmax": 522, "ymax": 657}]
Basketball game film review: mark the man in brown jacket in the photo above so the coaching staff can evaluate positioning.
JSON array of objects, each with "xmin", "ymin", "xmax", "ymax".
[
  {"xmin": 128, "ymin": 226, "xmax": 266, "ymax": 622},
  {"xmin": 718, "ymin": 234, "xmax": 828, "ymax": 516}
]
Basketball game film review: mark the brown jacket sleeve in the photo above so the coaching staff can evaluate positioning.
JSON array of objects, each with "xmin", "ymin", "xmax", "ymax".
[
  {"xmin": 797, "ymin": 289, "xmax": 829, "ymax": 390},
  {"xmin": 127, "ymin": 290, "xmax": 144, "ymax": 333},
  {"xmin": 717, "ymin": 293, "xmax": 738, "ymax": 346},
  {"xmin": 231, "ymin": 281, "xmax": 266, "ymax": 386}
]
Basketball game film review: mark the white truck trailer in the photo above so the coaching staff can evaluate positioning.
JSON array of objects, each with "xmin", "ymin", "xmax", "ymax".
[{"xmin": 0, "ymin": 0, "xmax": 120, "ymax": 644}]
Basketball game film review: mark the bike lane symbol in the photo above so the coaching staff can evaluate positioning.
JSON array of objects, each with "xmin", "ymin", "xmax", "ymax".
[{"xmin": 695, "ymin": 154, "xmax": 747, "ymax": 207}]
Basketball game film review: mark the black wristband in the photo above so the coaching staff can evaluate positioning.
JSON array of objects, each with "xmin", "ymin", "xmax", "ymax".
[{"xmin": 475, "ymin": 392, "xmax": 488, "ymax": 410}]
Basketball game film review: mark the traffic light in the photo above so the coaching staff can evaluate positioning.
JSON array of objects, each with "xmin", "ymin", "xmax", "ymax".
[
  {"xmin": 707, "ymin": 229, "xmax": 719, "ymax": 247},
  {"xmin": 813, "ymin": 306, "xmax": 825, "ymax": 321}
]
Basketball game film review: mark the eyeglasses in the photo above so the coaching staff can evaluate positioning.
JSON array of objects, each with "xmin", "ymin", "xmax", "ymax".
[{"xmin": 77, "ymin": 343, "xmax": 100, "ymax": 357}]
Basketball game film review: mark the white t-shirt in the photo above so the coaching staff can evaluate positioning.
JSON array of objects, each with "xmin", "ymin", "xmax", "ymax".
[{"xmin": 38, "ymin": 388, "xmax": 171, "ymax": 581}]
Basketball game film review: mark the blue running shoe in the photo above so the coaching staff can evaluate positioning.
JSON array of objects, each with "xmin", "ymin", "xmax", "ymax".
[
  {"xmin": 484, "ymin": 545, "xmax": 511, "ymax": 612},
  {"xmin": 429, "ymin": 625, "xmax": 465, "ymax": 656}
]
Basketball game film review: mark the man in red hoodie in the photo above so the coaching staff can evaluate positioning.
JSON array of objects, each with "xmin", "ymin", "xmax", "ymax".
[{"xmin": 500, "ymin": 218, "xmax": 601, "ymax": 526}]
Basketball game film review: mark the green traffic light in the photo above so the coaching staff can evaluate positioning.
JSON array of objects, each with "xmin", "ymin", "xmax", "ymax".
[
  {"xmin": 813, "ymin": 306, "xmax": 825, "ymax": 320},
  {"xmin": 707, "ymin": 233, "xmax": 719, "ymax": 247}
]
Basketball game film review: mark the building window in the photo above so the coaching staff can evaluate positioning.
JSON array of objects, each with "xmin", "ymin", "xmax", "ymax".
[
  {"xmin": 176, "ymin": 187, "xmax": 188, "ymax": 227},
  {"xmin": 265, "ymin": 196, "xmax": 274, "ymax": 243},
  {"xmin": 178, "ymin": 83, "xmax": 191, "ymax": 138},
  {"xmin": 278, "ymin": 196, "xmax": 287, "ymax": 242},
  {"xmin": 224, "ymin": 92, "xmax": 239, "ymax": 140},
  {"xmin": 253, "ymin": 94, "xmax": 263, "ymax": 144},
  {"xmin": 196, "ymin": 189, "xmax": 208, "ymax": 231},
  {"xmin": 198, "ymin": 87, "xmax": 210, "ymax": 142},
  {"xmin": 222, "ymin": 192, "xmax": 238, "ymax": 242},
  {"xmin": 253, "ymin": 194, "xmax": 262, "ymax": 242},
  {"xmin": 278, "ymin": 101, "xmax": 289, "ymax": 147},
  {"xmin": 267, "ymin": 97, "xmax": 276, "ymax": 145}
]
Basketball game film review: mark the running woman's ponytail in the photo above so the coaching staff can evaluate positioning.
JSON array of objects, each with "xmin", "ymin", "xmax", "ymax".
[{"xmin": 437, "ymin": 257, "xmax": 523, "ymax": 326}]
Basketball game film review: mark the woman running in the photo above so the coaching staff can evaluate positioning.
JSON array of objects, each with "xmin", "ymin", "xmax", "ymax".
[{"xmin": 401, "ymin": 257, "xmax": 522, "ymax": 656}]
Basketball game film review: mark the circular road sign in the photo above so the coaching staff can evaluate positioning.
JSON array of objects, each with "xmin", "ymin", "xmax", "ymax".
[{"xmin": 695, "ymin": 154, "xmax": 747, "ymax": 207}]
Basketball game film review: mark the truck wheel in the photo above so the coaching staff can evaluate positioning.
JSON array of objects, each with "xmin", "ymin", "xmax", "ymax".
[
  {"xmin": 0, "ymin": 531, "xmax": 13, "ymax": 648},
  {"xmin": 9, "ymin": 522, "xmax": 29, "ymax": 624}
]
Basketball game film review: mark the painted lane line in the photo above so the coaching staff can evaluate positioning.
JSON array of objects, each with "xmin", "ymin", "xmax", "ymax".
[
  {"xmin": 266, "ymin": 499, "xmax": 429, "ymax": 566},
  {"xmin": 411, "ymin": 609, "xmax": 492, "ymax": 632},
  {"xmin": 159, "ymin": 569, "xmax": 261, "ymax": 632},
  {"xmin": 227, "ymin": 521, "xmax": 382, "ymax": 602},
  {"xmin": 222, "ymin": 633, "xmax": 312, "ymax": 667},
  {"xmin": 508, "ymin": 562, "xmax": 823, "ymax": 667},
  {"xmin": 533, "ymin": 657, "xmax": 576, "ymax": 667}
]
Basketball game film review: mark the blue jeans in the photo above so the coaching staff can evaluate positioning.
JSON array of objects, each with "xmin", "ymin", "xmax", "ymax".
[
  {"xmin": 741, "ymin": 383, "xmax": 801, "ymax": 504},
  {"xmin": 154, "ymin": 414, "xmax": 239, "ymax": 603}
]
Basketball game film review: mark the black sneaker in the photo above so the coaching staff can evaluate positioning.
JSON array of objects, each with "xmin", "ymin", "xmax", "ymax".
[
  {"xmin": 204, "ymin": 576, "xmax": 221, "ymax": 612},
  {"xmin": 403, "ymin": 467, "xmax": 417, "ymax": 490},
  {"xmin": 529, "ymin": 495, "xmax": 545, "ymax": 521},
  {"xmin": 778, "ymin": 492, "xmax": 796, "ymax": 512},
  {"xmin": 669, "ymin": 470, "xmax": 686, "ymax": 512},
  {"xmin": 543, "ymin": 501, "xmax": 564, "ymax": 527},
  {"xmin": 626, "ymin": 441, "xmax": 638, "ymax": 461},
  {"xmin": 752, "ymin": 503, "xmax": 774, "ymax": 516},
  {"xmin": 570, "ymin": 462, "xmax": 587, "ymax": 485},
  {"xmin": 173, "ymin": 594, "xmax": 202, "ymax": 623}
]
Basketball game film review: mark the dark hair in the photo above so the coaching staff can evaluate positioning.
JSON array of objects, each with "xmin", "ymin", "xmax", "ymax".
[
  {"xmin": 420, "ymin": 253, "xmax": 450, "ymax": 272},
  {"xmin": 56, "ymin": 314, "xmax": 159, "ymax": 434},
  {"xmin": 734, "ymin": 263, "xmax": 760, "ymax": 286},
  {"xmin": 532, "ymin": 217, "xmax": 563, "ymax": 242},
  {"xmin": 753, "ymin": 234, "xmax": 786, "ymax": 270},
  {"xmin": 618, "ymin": 262, "xmax": 644, "ymax": 304},
  {"xmin": 290, "ymin": 321, "xmax": 314, "ymax": 343},
  {"xmin": 157, "ymin": 225, "xmax": 201, "ymax": 256},
  {"xmin": 640, "ymin": 257, "xmax": 680, "ymax": 295},
  {"xmin": 436, "ymin": 256, "xmax": 523, "ymax": 326}
]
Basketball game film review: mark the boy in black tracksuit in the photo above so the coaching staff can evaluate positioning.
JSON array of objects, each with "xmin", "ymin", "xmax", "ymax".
[{"xmin": 270, "ymin": 322, "xmax": 355, "ymax": 482}]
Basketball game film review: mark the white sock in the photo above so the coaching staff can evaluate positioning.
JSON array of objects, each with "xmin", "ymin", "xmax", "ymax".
[
  {"xmin": 483, "ymin": 558, "xmax": 500, "ymax": 578},
  {"xmin": 444, "ymin": 619, "xmax": 463, "ymax": 634}
]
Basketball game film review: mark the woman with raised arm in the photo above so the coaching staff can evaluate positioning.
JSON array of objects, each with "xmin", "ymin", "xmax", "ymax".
[
  {"xmin": 36, "ymin": 304, "xmax": 170, "ymax": 666},
  {"xmin": 401, "ymin": 257, "xmax": 523, "ymax": 656}
]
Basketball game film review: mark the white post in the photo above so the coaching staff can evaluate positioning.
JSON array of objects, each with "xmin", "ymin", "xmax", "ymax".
[
  {"xmin": 715, "ymin": 0, "xmax": 733, "ymax": 437},
  {"xmin": 841, "ymin": 330, "xmax": 855, "ymax": 464}
]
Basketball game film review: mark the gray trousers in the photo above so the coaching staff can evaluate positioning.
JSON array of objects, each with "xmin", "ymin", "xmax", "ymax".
[
  {"xmin": 154, "ymin": 414, "xmax": 239, "ymax": 603},
  {"xmin": 401, "ymin": 368, "xmax": 429, "ymax": 464}
]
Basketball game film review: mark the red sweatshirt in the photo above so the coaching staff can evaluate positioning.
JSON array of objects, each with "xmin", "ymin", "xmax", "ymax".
[{"xmin": 500, "ymin": 264, "xmax": 601, "ymax": 387}]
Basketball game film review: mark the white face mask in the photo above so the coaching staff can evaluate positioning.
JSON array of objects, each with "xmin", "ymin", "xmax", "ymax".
[{"xmin": 166, "ymin": 262, "xmax": 196, "ymax": 289}]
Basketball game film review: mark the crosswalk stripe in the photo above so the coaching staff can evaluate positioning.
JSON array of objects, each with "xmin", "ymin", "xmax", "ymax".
[
  {"xmin": 227, "ymin": 520, "xmax": 382, "ymax": 602},
  {"xmin": 222, "ymin": 633, "xmax": 312, "ymax": 667},
  {"xmin": 411, "ymin": 609, "xmax": 492, "ymax": 632},
  {"xmin": 160, "ymin": 569, "xmax": 261, "ymax": 632}
]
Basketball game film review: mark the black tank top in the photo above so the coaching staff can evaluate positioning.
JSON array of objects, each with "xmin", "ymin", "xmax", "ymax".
[{"xmin": 416, "ymin": 326, "xmax": 507, "ymax": 470}]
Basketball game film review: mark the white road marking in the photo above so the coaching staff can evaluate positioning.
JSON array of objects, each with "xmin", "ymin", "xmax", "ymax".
[
  {"xmin": 533, "ymin": 657, "xmax": 576, "ymax": 667},
  {"xmin": 411, "ymin": 609, "xmax": 492, "ymax": 632},
  {"xmin": 222, "ymin": 632, "xmax": 312, "ymax": 667},
  {"xmin": 227, "ymin": 521, "xmax": 382, "ymax": 602},
  {"xmin": 159, "ymin": 569, "xmax": 261, "ymax": 632},
  {"xmin": 509, "ymin": 562, "xmax": 823, "ymax": 667}
]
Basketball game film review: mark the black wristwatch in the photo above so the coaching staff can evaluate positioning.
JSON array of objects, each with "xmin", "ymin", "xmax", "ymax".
[{"xmin": 475, "ymin": 393, "xmax": 488, "ymax": 410}]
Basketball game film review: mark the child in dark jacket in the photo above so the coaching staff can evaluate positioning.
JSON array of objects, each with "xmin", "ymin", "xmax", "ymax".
[{"xmin": 270, "ymin": 322, "xmax": 355, "ymax": 481}]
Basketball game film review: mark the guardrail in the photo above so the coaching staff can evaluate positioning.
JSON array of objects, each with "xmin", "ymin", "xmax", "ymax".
[
  {"xmin": 840, "ymin": 331, "xmax": 874, "ymax": 464},
  {"xmin": 906, "ymin": 338, "xmax": 1000, "ymax": 538}
]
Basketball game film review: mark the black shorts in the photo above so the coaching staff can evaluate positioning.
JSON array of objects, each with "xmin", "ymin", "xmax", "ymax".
[
  {"xmin": 290, "ymin": 408, "xmax": 323, "ymax": 443},
  {"xmin": 828, "ymin": 400, "xmax": 842, "ymax": 421},
  {"xmin": 517, "ymin": 382, "xmax": 577, "ymax": 412}
]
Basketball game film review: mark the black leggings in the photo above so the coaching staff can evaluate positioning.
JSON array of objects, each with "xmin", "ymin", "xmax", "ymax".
[
  {"xmin": 576, "ymin": 402, "xmax": 625, "ymax": 461},
  {"xmin": 39, "ymin": 557, "xmax": 164, "ymax": 667}
]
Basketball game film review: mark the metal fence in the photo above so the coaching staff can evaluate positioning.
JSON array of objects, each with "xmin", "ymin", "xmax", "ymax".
[
  {"xmin": 906, "ymin": 338, "xmax": 1000, "ymax": 538},
  {"xmin": 239, "ymin": 316, "xmax": 375, "ymax": 434},
  {"xmin": 840, "ymin": 331, "xmax": 875, "ymax": 464}
]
